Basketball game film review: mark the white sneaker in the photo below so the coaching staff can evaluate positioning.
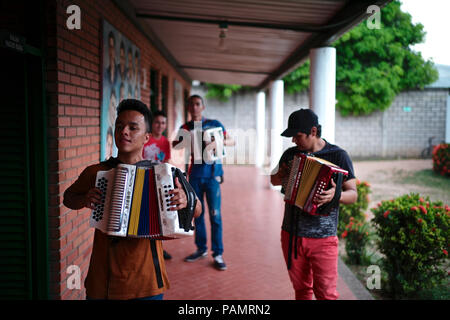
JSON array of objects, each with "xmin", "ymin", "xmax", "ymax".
[{"xmin": 213, "ymin": 255, "xmax": 227, "ymax": 271}]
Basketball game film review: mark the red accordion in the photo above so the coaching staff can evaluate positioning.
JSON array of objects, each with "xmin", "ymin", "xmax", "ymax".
[{"xmin": 283, "ymin": 153, "xmax": 348, "ymax": 215}]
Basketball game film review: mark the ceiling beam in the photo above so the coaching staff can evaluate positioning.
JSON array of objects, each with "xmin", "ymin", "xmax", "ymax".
[
  {"xmin": 256, "ymin": 0, "xmax": 392, "ymax": 90},
  {"xmin": 179, "ymin": 65, "xmax": 270, "ymax": 75},
  {"xmin": 135, "ymin": 11, "xmax": 373, "ymax": 33}
]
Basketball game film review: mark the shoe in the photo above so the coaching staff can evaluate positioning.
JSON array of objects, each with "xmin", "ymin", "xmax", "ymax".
[
  {"xmin": 163, "ymin": 250, "xmax": 172, "ymax": 260},
  {"xmin": 184, "ymin": 250, "xmax": 207, "ymax": 262},
  {"xmin": 213, "ymin": 255, "xmax": 227, "ymax": 271}
]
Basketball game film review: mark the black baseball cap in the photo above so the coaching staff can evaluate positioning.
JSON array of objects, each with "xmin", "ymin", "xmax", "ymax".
[{"xmin": 281, "ymin": 108, "xmax": 319, "ymax": 137}]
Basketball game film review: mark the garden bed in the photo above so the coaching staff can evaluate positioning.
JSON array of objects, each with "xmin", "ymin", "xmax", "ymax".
[
  {"xmin": 340, "ymin": 237, "xmax": 450, "ymax": 300},
  {"xmin": 340, "ymin": 159, "xmax": 449, "ymax": 300}
]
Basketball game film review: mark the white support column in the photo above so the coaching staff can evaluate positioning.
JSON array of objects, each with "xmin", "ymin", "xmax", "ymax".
[
  {"xmin": 446, "ymin": 93, "xmax": 450, "ymax": 143},
  {"xmin": 270, "ymin": 80, "xmax": 284, "ymax": 175},
  {"xmin": 255, "ymin": 91, "xmax": 266, "ymax": 168},
  {"xmin": 310, "ymin": 47, "xmax": 336, "ymax": 143}
]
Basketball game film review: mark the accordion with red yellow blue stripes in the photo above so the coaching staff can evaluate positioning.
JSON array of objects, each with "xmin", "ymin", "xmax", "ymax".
[{"xmin": 90, "ymin": 163, "xmax": 195, "ymax": 239}]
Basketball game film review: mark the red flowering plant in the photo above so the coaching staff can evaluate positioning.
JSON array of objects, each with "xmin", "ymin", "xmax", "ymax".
[
  {"xmin": 432, "ymin": 143, "xmax": 450, "ymax": 177},
  {"xmin": 372, "ymin": 193, "xmax": 450, "ymax": 299},
  {"xmin": 342, "ymin": 217, "xmax": 372, "ymax": 265},
  {"xmin": 338, "ymin": 179, "xmax": 371, "ymax": 237}
]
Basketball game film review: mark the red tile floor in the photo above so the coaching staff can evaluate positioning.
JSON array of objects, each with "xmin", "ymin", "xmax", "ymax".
[{"xmin": 163, "ymin": 166, "xmax": 359, "ymax": 300}]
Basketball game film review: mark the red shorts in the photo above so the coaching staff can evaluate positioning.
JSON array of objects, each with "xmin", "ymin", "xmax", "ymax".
[{"xmin": 281, "ymin": 230, "xmax": 339, "ymax": 300}]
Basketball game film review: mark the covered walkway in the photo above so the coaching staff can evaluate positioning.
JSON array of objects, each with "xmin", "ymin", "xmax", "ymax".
[{"xmin": 163, "ymin": 166, "xmax": 373, "ymax": 300}]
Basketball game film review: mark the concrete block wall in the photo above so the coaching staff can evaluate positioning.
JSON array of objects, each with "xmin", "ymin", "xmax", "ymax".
[
  {"xmin": 193, "ymin": 86, "xmax": 448, "ymax": 162},
  {"xmin": 335, "ymin": 111, "xmax": 384, "ymax": 158},
  {"xmin": 382, "ymin": 89, "xmax": 447, "ymax": 157},
  {"xmin": 336, "ymin": 89, "xmax": 448, "ymax": 158}
]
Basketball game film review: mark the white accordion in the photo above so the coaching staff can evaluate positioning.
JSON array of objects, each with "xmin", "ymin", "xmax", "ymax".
[
  {"xmin": 203, "ymin": 127, "xmax": 226, "ymax": 161},
  {"xmin": 90, "ymin": 163, "xmax": 194, "ymax": 239},
  {"xmin": 191, "ymin": 127, "xmax": 226, "ymax": 163}
]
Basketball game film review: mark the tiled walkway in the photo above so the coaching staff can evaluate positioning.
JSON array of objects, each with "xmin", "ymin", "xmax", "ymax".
[{"xmin": 163, "ymin": 166, "xmax": 370, "ymax": 300}]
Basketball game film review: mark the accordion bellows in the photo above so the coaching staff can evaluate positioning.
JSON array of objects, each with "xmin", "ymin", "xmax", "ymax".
[
  {"xmin": 283, "ymin": 153, "xmax": 348, "ymax": 215},
  {"xmin": 90, "ymin": 163, "xmax": 194, "ymax": 239}
]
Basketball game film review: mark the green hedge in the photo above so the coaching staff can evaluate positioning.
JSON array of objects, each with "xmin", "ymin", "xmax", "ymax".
[
  {"xmin": 342, "ymin": 217, "xmax": 372, "ymax": 265},
  {"xmin": 338, "ymin": 180, "xmax": 371, "ymax": 237},
  {"xmin": 371, "ymin": 194, "xmax": 449, "ymax": 299}
]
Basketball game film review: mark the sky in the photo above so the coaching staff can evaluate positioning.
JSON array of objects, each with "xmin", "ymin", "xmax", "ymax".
[{"xmin": 400, "ymin": 0, "xmax": 450, "ymax": 66}]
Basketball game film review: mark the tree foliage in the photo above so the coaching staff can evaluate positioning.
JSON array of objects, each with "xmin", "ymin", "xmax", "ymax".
[
  {"xmin": 205, "ymin": 1, "xmax": 438, "ymax": 116},
  {"xmin": 204, "ymin": 83, "xmax": 243, "ymax": 102},
  {"xmin": 283, "ymin": 0, "xmax": 438, "ymax": 116}
]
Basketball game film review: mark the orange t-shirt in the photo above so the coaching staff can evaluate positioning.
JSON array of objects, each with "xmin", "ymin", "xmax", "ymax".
[{"xmin": 65, "ymin": 160, "xmax": 169, "ymax": 299}]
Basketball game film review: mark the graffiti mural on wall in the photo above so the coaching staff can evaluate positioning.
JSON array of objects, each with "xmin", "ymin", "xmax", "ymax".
[{"xmin": 101, "ymin": 19, "xmax": 141, "ymax": 160}]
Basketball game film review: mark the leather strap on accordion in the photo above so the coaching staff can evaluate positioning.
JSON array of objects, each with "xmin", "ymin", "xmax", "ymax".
[
  {"xmin": 286, "ymin": 172, "xmax": 345, "ymax": 270},
  {"xmin": 149, "ymin": 239, "xmax": 164, "ymax": 288},
  {"xmin": 172, "ymin": 167, "xmax": 196, "ymax": 232},
  {"xmin": 287, "ymin": 208, "xmax": 299, "ymax": 270}
]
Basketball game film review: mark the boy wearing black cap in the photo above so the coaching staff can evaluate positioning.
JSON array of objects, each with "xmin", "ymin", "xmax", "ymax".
[{"xmin": 271, "ymin": 108, "xmax": 357, "ymax": 300}]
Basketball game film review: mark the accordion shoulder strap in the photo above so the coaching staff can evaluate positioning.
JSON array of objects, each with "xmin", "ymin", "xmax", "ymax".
[
  {"xmin": 100, "ymin": 157, "xmax": 121, "ymax": 168},
  {"xmin": 287, "ymin": 206, "xmax": 300, "ymax": 270},
  {"xmin": 173, "ymin": 168, "xmax": 197, "ymax": 232},
  {"xmin": 149, "ymin": 239, "xmax": 164, "ymax": 288}
]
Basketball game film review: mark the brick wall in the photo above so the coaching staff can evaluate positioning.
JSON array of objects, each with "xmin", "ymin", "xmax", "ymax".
[{"xmin": 47, "ymin": 0, "xmax": 190, "ymax": 299}]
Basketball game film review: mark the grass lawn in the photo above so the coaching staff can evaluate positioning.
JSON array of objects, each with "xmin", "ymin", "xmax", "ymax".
[
  {"xmin": 400, "ymin": 169, "xmax": 450, "ymax": 191},
  {"xmin": 395, "ymin": 169, "xmax": 450, "ymax": 204}
]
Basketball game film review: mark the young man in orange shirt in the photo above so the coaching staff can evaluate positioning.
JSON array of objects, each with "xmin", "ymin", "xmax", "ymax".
[{"xmin": 64, "ymin": 99, "xmax": 201, "ymax": 299}]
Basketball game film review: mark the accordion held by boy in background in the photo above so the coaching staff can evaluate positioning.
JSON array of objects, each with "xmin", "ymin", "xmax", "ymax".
[
  {"xmin": 190, "ymin": 127, "xmax": 226, "ymax": 164},
  {"xmin": 90, "ymin": 163, "xmax": 196, "ymax": 239},
  {"xmin": 283, "ymin": 153, "xmax": 348, "ymax": 215},
  {"xmin": 203, "ymin": 127, "xmax": 226, "ymax": 162}
]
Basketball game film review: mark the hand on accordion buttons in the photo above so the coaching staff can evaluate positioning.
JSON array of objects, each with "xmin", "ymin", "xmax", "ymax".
[
  {"xmin": 86, "ymin": 187, "xmax": 102, "ymax": 209},
  {"xmin": 277, "ymin": 162, "xmax": 290, "ymax": 178},
  {"xmin": 315, "ymin": 179, "xmax": 337, "ymax": 207},
  {"xmin": 280, "ymin": 162, "xmax": 290, "ymax": 177},
  {"xmin": 168, "ymin": 177, "xmax": 187, "ymax": 211}
]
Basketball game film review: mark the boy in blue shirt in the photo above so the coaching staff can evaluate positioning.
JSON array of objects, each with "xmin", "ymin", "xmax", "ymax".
[{"xmin": 173, "ymin": 95, "xmax": 232, "ymax": 270}]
